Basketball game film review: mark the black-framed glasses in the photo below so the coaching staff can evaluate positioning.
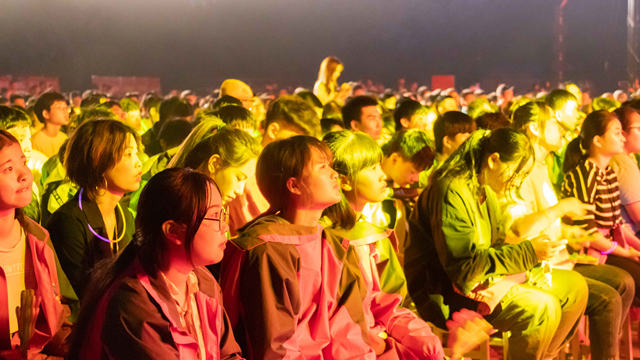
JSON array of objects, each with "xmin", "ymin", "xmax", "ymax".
[{"xmin": 203, "ymin": 207, "xmax": 229, "ymax": 231}]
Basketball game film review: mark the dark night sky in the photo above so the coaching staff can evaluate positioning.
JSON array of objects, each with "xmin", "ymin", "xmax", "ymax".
[{"xmin": 0, "ymin": 0, "xmax": 629, "ymax": 93}]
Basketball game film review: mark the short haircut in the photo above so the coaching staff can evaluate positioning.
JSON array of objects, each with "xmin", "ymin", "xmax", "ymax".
[
  {"xmin": 34, "ymin": 91, "xmax": 67, "ymax": 123},
  {"xmin": 511, "ymin": 101, "xmax": 553, "ymax": 133},
  {"xmin": 342, "ymin": 95, "xmax": 378, "ymax": 129},
  {"xmin": 381, "ymin": 129, "xmax": 434, "ymax": 171},
  {"xmin": 212, "ymin": 95, "xmax": 242, "ymax": 111},
  {"xmin": 321, "ymin": 117, "xmax": 345, "ymax": 135},
  {"xmin": 157, "ymin": 119, "xmax": 193, "ymax": 151},
  {"xmin": 545, "ymin": 89, "xmax": 577, "ymax": 112},
  {"xmin": 0, "ymin": 105, "xmax": 31, "ymax": 130},
  {"xmin": 433, "ymin": 111, "xmax": 475, "ymax": 153},
  {"xmin": 158, "ymin": 96, "xmax": 193, "ymax": 125},
  {"xmin": 394, "ymin": 98, "xmax": 425, "ymax": 130},
  {"xmin": 475, "ymin": 112, "xmax": 511, "ymax": 130},
  {"xmin": 64, "ymin": 119, "xmax": 139, "ymax": 199},
  {"xmin": 265, "ymin": 96, "xmax": 321, "ymax": 138},
  {"xmin": 212, "ymin": 105, "xmax": 257, "ymax": 129}
]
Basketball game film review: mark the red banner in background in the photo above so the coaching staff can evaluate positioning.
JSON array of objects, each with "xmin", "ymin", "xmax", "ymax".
[
  {"xmin": 0, "ymin": 76, "xmax": 60, "ymax": 94},
  {"xmin": 91, "ymin": 76, "xmax": 162, "ymax": 97},
  {"xmin": 431, "ymin": 75, "xmax": 455, "ymax": 91}
]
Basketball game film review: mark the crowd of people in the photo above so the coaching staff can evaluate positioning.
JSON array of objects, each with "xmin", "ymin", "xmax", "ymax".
[{"xmin": 1, "ymin": 55, "xmax": 640, "ymax": 359}]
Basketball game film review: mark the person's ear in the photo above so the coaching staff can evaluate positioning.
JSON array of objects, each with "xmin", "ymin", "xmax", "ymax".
[
  {"xmin": 350, "ymin": 120, "xmax": 360, "ymax": 132},
  {"xmin": 286, "ymin": 177, "xmax": 302, "ymax": 196},
  {"xmin": 400, "ymin": 117, "xmax": 410, "ymax": 129},
  {"xmin": 161, "ymin": 220, "xmax": 186, "ymax": 246},
  {"xmin": 442, "ymin": 135, "xmax": 453, "ymax": 152},
  {"xmin": 528, "ymin": 122, "xmax": 541, "ymax": 138},
  {"xmin": 42, "ymin": 109, "xmax": 51, "ymax": 121},
  {"xmin": 265, "ymin": 122, "xmax": 280, "ymax": 142},
  {"xmin": 388, "ymin": 152, "xmax": 401, "ymax": 165},
  {"xmin": 486, "ymin": 152, "xmax": 501, "ymax": 170},
  {"xmin": 339, "ymin": 174, "xmax": 352, "ymax": 192},
  {"xmin": 592, "ymin": 135, "xmax": 603, "ymax": 149},
  {"xmin": 207, "ymin": 154, "xmax": 222, "ymax": 175}
]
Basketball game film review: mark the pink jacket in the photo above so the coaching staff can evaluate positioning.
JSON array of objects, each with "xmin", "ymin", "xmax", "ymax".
[
  {"xmin": 326, "ymin": 223, "xmax": 445, "ymax": 360},
  {"xmin": 220, "ymin": 216, "xmax": 376, "ymax": 359},
  {"xmin": 0, "ymin": 218, "xmax": 66, "ymax": 356}
]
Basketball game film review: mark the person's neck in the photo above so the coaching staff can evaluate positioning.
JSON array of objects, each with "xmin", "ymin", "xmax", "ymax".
[
  {"xmin": 42, "ymin": 123, "xmax": 61, "ymax": 137},
  {"xmin": 280, "ymin": 206, "xmax": 323, "ymax": 227},
  {"xmin": 533, "ymin": 141, "xmax": 550, "ymax": 164},
  {"xmin": 436, "ymin": 152, "xmax": 448, "ymax": 164},
  {"xmin": 347, "ymin": 196, "xmax": 367, "ymax": 214},
  {"xmin": 93, "ymin": 189, "xmax": 124, "ymax": 220},
  {"xmin": 0, "ymin": 209, "xmax": 17, "ymax": 242},
  {"xmin": 587, "ymin": 152, "xmax": 612, "ymax": 170},
  {"xmin": 161, "ymin": 258, "xmax": 192, "ymax": 306}
]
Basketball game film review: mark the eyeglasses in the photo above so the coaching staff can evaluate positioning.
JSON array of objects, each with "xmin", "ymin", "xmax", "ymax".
[{"xmin": 203, "ymin": 207, "xmax": 229, "ymax": 232}]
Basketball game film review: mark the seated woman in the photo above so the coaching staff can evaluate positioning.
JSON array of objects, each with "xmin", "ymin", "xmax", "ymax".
[
  {"xmin": 562, "ymin": 110, "xmax": 640, "ymax": 303},
  {"xmin": 0, "ymin": 130, "xmax": 69, "ymax": 358},
  {"xmin": 46, "ymin": 119, "xmax": 142, "ymax": 315},
  {"xmin": 219, "ymin": 135, "xmax": 377, "ymax": 359},
  {"xmin": 69, "ymin": 168, "xmax": 242, "ymax": 359},
  {"xmin": 321, "ymin": 130, "xmax": 449, "ymax": 358},
  {"xmin": 172, "ymin": 126, "xmax": 260, "ymax": 206},
  {"xmin": 406, "ymin": 128, "xmax": 588, "ymax": 360}
]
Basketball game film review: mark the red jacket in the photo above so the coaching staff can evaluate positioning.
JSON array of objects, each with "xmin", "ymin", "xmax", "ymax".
[{"xmin": 0, "ymin": 218, "xmax": 66, "ymax": 357}]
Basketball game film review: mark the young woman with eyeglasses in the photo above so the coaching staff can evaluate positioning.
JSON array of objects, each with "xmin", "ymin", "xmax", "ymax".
[{"xmin": 69, "ymin": 167, "xmax": 243, "ymax": 359}]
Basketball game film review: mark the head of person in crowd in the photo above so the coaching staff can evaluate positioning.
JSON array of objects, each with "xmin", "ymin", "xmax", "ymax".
[
  {"xmin": 475, "ymin": 112, "xmax": 510, "ymax": 130},
  {"xmin": 564, "ymin": 82, "xmax": 583, "ymax": 107},
  {"xmin": 211, "ymin": 95, "xmax": 242, "ymax": 111},
  {"xmin": 158, "ymin": 96, "xmax": 193, "ymax": 125},
  {"xmin": 295, "ymin": 90, "xmax": 323, "ymax": 118},
  {"xmin": 157, "ymin": 119, "xmax": 193, "ymax": 152},
  {"xmin": 460, "ymin": 89, "xmax": 476, "ymax": 108},
  {"xmin": 79, "ymin": 92, "xmax": 106, "ymax": 109},
  {"xmin": 592, "ymin": 96, "xmax": 620, "ymax": 112},
  {"xmin": 180, "ymin": 89, "xmax": 197, "ymax": 107},
  {"xmin": 97, "ymin": 100, "xmax": 126, "ymax": 122},
  {"xmin": 10, "ymin": 93, "xmax": 26, "ymax": 109},
  {"xmin": 317, "ymin": 56, "xmax": 343, "ymax": 89},
  {"xmin": 177, "ymin": 127, "xmax": 260, "ymax": 205},
  {"xmin": 563, "ymin": 110, "xmax": 624, "ymax": 173},
  {"xmin": 0, "ymin": 129, "xmax": 32, "ymax": 225},
  {"xmin": 394, "ymin": 98, "xmax": 432, "ymax": 132},
  {"xmin": 34, "ymin": 91, "xmax": 69, "ymax": 127},
  {"xmin": 322, "ymin": 100, "xmax": 342, "ymax": 120},
  {"xmin": 212, "ymin": 105, "xmax": 258, "ymax": 135},
  {"xmin": 381, "ymin": 91, "xmax": 397, "ymax": 112},
  {"xmin": 435, "ymin": 96, "xmax": 458, "ymax": 115},
  {"xmin": 322, "ymin": 130, "xmax": 385, "ymax": 229},
  {"xmin": 546, "ymin": 89, "xmax": 580, "ymax": 132},
  {"xmin": 512, "ymin": 101, "xmax": 562, "ymax": 155},
  {"xmin": 321, "ymin": 117, "xmax": 345, "ymax": 136},
  {"xmin": 466, "ymin": 98, "xmax": 498, "ymax": 119},
  {"xmin": 256, "ymin": 135, "xmax": 340, "ymax": 217},
  {"xmin": 166, "ymin": 118, "xmax": 224, "ymax": 170},
  {"xmin": 64, "ymin": 119, "xmax": 142, "ymax": 200},
  {"xmin": 614, "ymin": 105, "xmax": 640, "ymax": 154},
  {"xmin": 381, "ymin": 129, "xmax": 434, "ymax": 188},
  {"xmin": 434, "ymin": 111, "xmax": 476, "ymax": 160},
  {"xmin": 71, "ymin": 107, "xmax": 119, "ymax": 134},
  {"xmin": 70, "ymin": 168, "xmax": 228, "ymax": 357},
  {"xmin": 262, "ymin": 95, "xmax": 321, "ymax": 146},
  {"xmin": 220, "ymin": 79, "xmax": 254, "ymax": 110},
  {"xmin": 119, "ymin": 97, "xmax": 142, "ymax": 133},
  {"xmin": 141, "ymin": 93, "xmax": 162, "ymax": 124},
  {"xmin": 435, "ymin": 127, "xmax": 533, "ymax": 201},
  {"xmin": 0, "ymin": 106, "xmax": 34, "ymax": 155},
  {"xmin": 342, "ymin": 95, "xmax": 382, "ymax": 140}
]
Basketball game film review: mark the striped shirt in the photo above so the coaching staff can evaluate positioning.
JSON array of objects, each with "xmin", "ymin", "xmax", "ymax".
[{"xmin": 561, "ymin": 159, "xmax": 623, "ymax": 233}]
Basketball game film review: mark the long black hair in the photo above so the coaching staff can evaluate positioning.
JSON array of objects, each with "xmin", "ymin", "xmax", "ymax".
[
  {"xmin": 433, "ymin": 128, "xmax": 534, "ymax": 201},
  {"xmin": 69, "ymin": 168, "xmax": 217, "ymax": 358}
]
